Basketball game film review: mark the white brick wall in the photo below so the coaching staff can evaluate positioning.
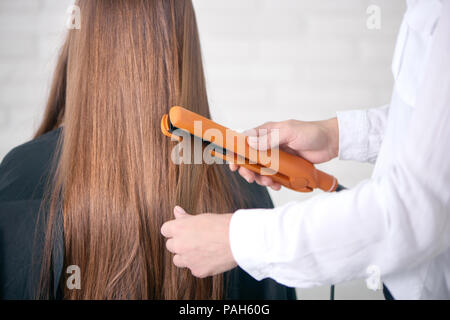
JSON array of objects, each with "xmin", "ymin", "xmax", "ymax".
[
  {"xmin": 0, "ymin": 0, "xmax": 72, "ymax": 156},
  {"xmin": 0, "ymin": 0, "xmax": 406, "ymax": 299}
]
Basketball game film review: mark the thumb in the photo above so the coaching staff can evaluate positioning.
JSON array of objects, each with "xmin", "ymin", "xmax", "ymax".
[
  {"xmin": 174, "ymin": 206, "xmax": 191, "ymax": 219},
  {"xmin": 246, "ymin": 123, "xmax": 289, "ymax": 151}
]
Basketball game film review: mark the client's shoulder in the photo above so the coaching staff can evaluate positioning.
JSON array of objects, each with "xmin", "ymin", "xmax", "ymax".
[
  {"xmin": 0, "ymin": 128, "xmax": 62, "ymax": 201},
  {"xmin": 3, "ymin": 128, "xmax": 61, "ymax": 162}
]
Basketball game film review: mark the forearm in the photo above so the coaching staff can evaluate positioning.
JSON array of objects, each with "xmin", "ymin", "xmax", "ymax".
[{"xmin": 230, "ymin": 166, "xmax": 450, "ymax": 288}]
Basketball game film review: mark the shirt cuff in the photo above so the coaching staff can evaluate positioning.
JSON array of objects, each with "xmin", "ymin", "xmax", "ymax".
[
  {"xmin": 336, "ymin": 109, "xmax": 370, "ymax": 162},
  {"xmin": 229, "ymin": 208, "xmax": 273, "ymax": 280}
]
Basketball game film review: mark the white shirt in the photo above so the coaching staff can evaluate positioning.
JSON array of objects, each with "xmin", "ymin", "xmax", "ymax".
[{"xmin": 230, "ymin": 0, "xmax": 450, "ymax": 300}]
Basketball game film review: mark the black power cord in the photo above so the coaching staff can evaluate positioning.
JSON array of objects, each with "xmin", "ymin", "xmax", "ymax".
[{"xmin": 329, "ymin": 184, "xmax": 347, "ymax": 300}]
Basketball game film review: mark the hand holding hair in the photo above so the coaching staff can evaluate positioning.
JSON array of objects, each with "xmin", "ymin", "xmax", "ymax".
[{"xmin": 161, "ymin": 207, "xmax": 237, "ymax": 278}]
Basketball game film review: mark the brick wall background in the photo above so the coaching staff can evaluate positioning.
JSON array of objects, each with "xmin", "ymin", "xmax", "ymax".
[{"xmin": 0, "ymin": 0, "xmax": 406, "ymax": 299}]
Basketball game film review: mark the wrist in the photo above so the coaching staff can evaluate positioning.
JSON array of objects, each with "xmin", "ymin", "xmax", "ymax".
[{"xmin": 323, "ymin": 117, "xmax": 339, "ymax": 159}]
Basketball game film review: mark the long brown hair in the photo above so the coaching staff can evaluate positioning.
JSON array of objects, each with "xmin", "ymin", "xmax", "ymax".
[{"xmin": 36, "ymin": 0, "xmax": 246, "ymax": 299}]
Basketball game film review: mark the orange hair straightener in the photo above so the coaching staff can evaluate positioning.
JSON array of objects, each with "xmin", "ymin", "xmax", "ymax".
[{"xmin": 161, "ymin": 106, "xmax": 339, "ymax": 193}]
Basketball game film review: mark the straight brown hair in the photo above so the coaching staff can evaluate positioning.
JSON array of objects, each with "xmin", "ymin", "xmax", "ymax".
[{"xmin": 36, "ymin": 0, "xmax": 247, "ymax": 299}]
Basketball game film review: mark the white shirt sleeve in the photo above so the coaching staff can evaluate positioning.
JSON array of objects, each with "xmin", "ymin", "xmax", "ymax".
[
  {"xmin": 229, "ymin": 3, "xmax": 450, "ymax": 288},
  {"xmin": 337, "ymin": 105, "xmax": 389, "ymax": 164}
]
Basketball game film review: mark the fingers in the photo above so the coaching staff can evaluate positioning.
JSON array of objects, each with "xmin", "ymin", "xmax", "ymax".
[
  {"xmin": 174, "ymin": 206, "xmax": 190, "ymax": 219},
  {"xmin": 229, "ymin": 121, "xmax": 294, "ymax": 190},
  {"xmin": 161, "ymin": 207, "xmax": 191, "ymax": 237},
  {"xmin": 254, "ymin": 175, "xmax": 282, "ymax": 190},
  {"xmin": 237, "ymin": 167, "xmax": 282, "ymax": 190},
  {"xmin": 230, "ymin": 163, "xmax": 255, "ymax": 182},
  {"xmin": 269, "ymin": 182, "xmax": 282, "ymax": 191},
  {"xmin": 166, "ymin": 238, "xmax": 177, "ymax": 253},
  {"xmin": 247, "ymin": 130, "xmax": 284, "ymax": 151},
  {"xmin": 164, "ymin": 222, "xmax": 186, "ymax": 269},
  {"xmin": 161, "ymin": 220, "xmax": 175, "ymax": 238},
  {"xmin": 246, "ymin": 121, "xmax": 293, "ymax": 151},
  {"xmin": 230, "ymin": 163, "xmax": 258, "ymax": 183},
  {"xmin": 238, "ymin": 167, "xmax": 256, "ymax": 183},
  {"xmin": 173, "ymin": 254, "xmax": 186, "ymax": 268},
  {"xmin": 252, "ymin": 121, "xmax": 278, "ymax": 132}
]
